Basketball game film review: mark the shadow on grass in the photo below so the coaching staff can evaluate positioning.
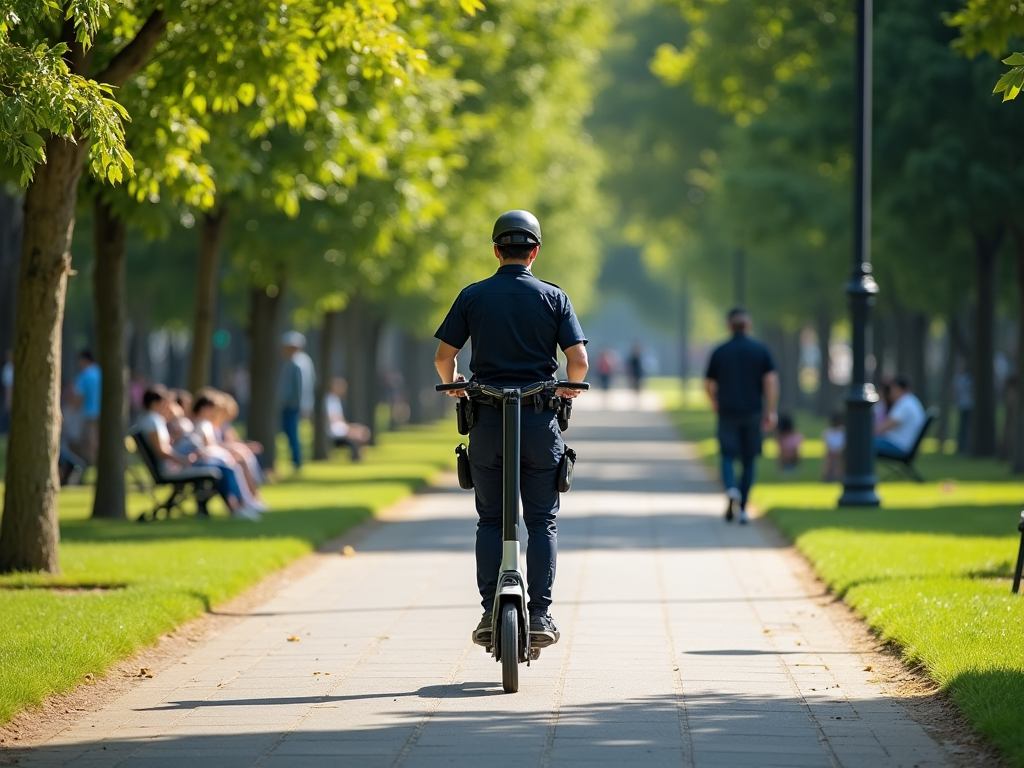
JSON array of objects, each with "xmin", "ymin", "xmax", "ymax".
[
  {"xmin": 770, "ymin": 503, "xmax": 1023, "ymax": 540},
  {"xmin": 53, "ymin": 505, "xmax": 377, "ymax": 546}
]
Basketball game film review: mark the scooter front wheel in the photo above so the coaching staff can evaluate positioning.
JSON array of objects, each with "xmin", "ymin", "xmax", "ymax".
[{"xmin": 501, "ymin": 602, "xmax": 519, "ymax": 693}]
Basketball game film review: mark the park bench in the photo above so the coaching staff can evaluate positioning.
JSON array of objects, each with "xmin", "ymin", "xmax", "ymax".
[
  {"xmin": 877, "ymin": 408, "xmax": 937, "ymax": 483},
  {"xmin": 128, "ymin": 428, "xmax": 221, "ymax": 522}
]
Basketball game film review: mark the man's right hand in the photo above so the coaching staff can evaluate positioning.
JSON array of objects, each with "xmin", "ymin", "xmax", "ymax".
[
  {"xmin": 445, "ymin": 375, "xmax": 467, "ymax": 398},
  {"xmin": 762, "ymin": 411, "xmax": 778, "ymax": 432}
]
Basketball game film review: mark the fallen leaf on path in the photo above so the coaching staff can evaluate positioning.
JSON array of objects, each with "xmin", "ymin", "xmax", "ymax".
[
  {"xmin": 342, "ymin": 545, "xmax": 356, "ymax": 557},
  {"xmin": 287, "ymin": 636, "xmax": 301, "ymax": 642},
  {"xmin": 139, "ymin": 668, "xmax": 153, "ymax": 678}
]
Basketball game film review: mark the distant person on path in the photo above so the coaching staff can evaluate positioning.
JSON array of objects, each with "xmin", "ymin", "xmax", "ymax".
[
  {"xmin": 71, "ymin": 350, "xmax": 101, "ymax": 467},
  {"xmin": 874, "ymin": 374, "xmax": 926, "ymax": 460},
  {"xmin": 279, "ymin": 331, "xmax": 316, "ymax": 472},
  {"xmin": 596, "ymin": 348, "xmax": 618, "ymax": 391},
  {"xmin": 954, "ymin": 365, "xmax": 973, "ymax": 455},
  {"xmin": 325, "ymin": 378, "xmax": 371, "ymax": 461},
  {"xmin": 821, "ymin": 412, "xmax": 845, "ymax": 483},
  {"xmin": 434, "ymin": 209, "xmax": 588, "ymax": 649},
  {"xmin": 1, "ymin": 349, "xmax": 12, "ymax": 434},
  {"xmin": 627, "ymin": 342, "xmax": 645, "ymax": 392},
  {"xmin": 704, "ymin": 307, "xmax": 779, "ymax": 524}
]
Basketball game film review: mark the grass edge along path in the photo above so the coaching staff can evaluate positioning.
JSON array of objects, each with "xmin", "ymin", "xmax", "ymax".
[
  {"xmin": 653, "ymin": 378, "xmax": 1024, "ymax": 768},
  {"xmin": 0, "ymin": 419, "xmax": 459, "ymax": 726}
]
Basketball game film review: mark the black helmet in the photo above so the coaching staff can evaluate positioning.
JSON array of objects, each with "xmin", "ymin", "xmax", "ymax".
[{"xmin": 492, "ymin": 210, "xmax": 542, "ymax": 246}]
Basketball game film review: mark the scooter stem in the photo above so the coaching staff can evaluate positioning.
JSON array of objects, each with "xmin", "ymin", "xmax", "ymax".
[{"xmin": 500, "ymin": 388, "xmax": 522, "ymax": 571}]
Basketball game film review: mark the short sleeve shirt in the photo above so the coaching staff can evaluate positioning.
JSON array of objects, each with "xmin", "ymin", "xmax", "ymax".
[
  {"xmin": 75, "ymin": 364, "xmax": 102, "ymax": 419},
  {"xmin": 435, "ymin": 264, "xmax": 587, "ymax": 386},
  {"xmin": 705, "ymin": 333, "xmax": 776, "ymax": 418},
  {"xmin": 882, "ymin": 393, "xmax": 926, "ymax": 453}
]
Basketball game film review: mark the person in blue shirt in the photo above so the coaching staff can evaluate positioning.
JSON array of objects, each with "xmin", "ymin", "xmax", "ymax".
[
  {"xmin": 71, "ymin": 350, "xmax": 102, "ymax": 466},
  {"xmin": 278, "ymin": 331, "xmax": 316, "ymax": 473},
  {"xmin": 705, "ymin": 308, "xmax": 779, "ymax": 524},
  {"xmin": 434, "ymin": 210, "xmax": 589, "ymax": 649}
]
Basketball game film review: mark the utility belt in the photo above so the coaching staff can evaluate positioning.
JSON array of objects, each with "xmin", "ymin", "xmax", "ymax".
[{"xmin": 456, "ymin": 395, "xmax": 573, "ymax": 435}]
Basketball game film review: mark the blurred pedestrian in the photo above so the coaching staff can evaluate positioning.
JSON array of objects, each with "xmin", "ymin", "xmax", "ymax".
[
  {"xmin": 953, "ymin": 364, "xmax": 973, "ymax": 455},
  {"xmin": 279, "ymin": 331, "xmax": 315, "ymax": 472},
  {"xmin": 596, "ymin": 348, "xmax": 617, "ymax": 391},
  {"xmin": 705, "ymin": 308, "xmax": 779, "ymax": 524},
  {"xmin": 70, "ymin": 350, "xmax": 101, "ymax": 467},
  {"xmin": 821, "ymin": 412, "xmax": 845, "ymax": 483},
  {"xmin": 874, "ymin": 374, "xmax": 925, "ymax": 461},
  {"xmin": 776, "ymin": 414, "xmax": 803, "ymax": 473},
  {"xmin": 627, "ymin": 343, "xmax": 645, "ymax": 393}
]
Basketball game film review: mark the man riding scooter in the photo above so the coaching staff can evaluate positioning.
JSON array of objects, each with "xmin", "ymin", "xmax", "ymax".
[{"xmin": 434, "ymin": 210, "xmax": 589, "ymax": 649}]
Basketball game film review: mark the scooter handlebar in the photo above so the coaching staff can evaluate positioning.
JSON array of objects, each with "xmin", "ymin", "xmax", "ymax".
[{"xmin": 435, "ymin": 380, "xmax": 589, "ymax": 393}]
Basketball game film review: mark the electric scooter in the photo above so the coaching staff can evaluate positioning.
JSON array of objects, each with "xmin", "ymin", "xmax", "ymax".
[{"xmin": 437, "ymin": 379, "xmax": 589, "ymax": 692}]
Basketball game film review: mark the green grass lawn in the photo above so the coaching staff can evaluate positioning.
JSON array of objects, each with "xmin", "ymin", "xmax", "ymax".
[
  {"xmin": 655, "ymin": 378, "xmax": 1024, "ymax": 767},
  {"xmin": 0, "ymin": 418, "xmax": 459, "ymax": 725}
]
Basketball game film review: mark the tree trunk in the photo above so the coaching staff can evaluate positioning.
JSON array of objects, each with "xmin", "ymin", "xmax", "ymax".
[
  {"xmin": 908, "ymin": 313, "xmax": 929, "ymax": 406},
  {"xmin": 678, "ymin": 283, "xmax": 691, "ymax": 378},
  {"xmin": 187, "ymin": 207, "xmax": 227, "ymax": 393},
  {"xmin": 815, "ymin": 309, "xmax": 832, "ymax": 416},
  {"xmin": 248, "ymin": 282, "xmax": 284, "ymax": 470},
  {"xmin": 90, "ymin": 198, "xmax": 128, "ymax": 520},
  {"xmin": 313, "ymin": 311, "xmax": 338, "ymax": 461},
  {"xmin": 1009, "ymin": 224, "xmax": 1024, "ymax": 474},
  {"xmin": 0, "ymin": 188, "xmax": 23, "ymax": 363},
  {"xmin": 971, "ymin": 226, "xmax": 1003, "ymax": 458},
  {"xmin": 762, "ymin": 325, "xmax": 798, "ymax": 414},
  {"xmin": 343, "ymin": 295, "xmax": 383, "ymax": 439},
  {"xmin": 402, "ymin": 332, "xmax": 432, "ymax": 425},
  {"xmin": 0, "ymin": 138, "xmax": 88, "ymax": 573},
  {"xmin": 935, "ymin": 316, "xmax": 957, "ymax": 444}
]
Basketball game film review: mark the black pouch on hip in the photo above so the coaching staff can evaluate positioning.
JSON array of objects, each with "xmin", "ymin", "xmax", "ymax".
[
  {"xmin": 455, "ymin": 444, "xmax": 474, "ymax": 490},
  {"xmin": 557, "ymin": 398, "xmax": 573, "ymax": 432},
  {"xmin": 557, "ymin": 446, "xmax": 577, "ymax": 493},
  {"xmin": 456, "ymin": 397, "xmax": 473, "ymax": 436}
]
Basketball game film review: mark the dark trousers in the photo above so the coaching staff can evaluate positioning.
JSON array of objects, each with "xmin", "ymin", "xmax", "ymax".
[
  {"xmin": 469, "ymin": 404, "xmax": 563, "ymax": 615},
  {"xmin": 717, "ymin": 414, "xmax": 762, "ymax": 508},
  {"xmin": 281, "ymin": 407, "xmax": 302, "ymax": 468}
]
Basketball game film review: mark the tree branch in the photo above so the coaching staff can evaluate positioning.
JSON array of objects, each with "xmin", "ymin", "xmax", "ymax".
[{"xmin": 94, "ymin": 9, "xmax": 167, "ymax": 87}]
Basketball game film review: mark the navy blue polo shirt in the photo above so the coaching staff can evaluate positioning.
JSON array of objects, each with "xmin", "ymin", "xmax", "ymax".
[
  {"xmin": 705, "ymin": 333, "xmax": 776, "ymax": 418},
  {"xmin": 435, "ymin": 264, "xmax": 587, "ymax": 386}
]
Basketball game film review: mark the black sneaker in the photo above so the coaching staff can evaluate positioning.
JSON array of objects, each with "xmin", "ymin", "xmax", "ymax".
[
  {"xmin": 725, "ymin": 488, "xmax": 741, "ymax": 522},
  {"xmin": 529, "ymin": 612, "xmax": 560, "ymax": 647},
  {"xmin": 472, "ymin": 612, "xmax": 492, "ymax": 647}
]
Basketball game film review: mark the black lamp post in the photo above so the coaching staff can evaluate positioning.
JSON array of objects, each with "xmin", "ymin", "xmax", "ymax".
[{"xmin": 838, "ymin": 0, "xmax": 880, "ymax": 507}]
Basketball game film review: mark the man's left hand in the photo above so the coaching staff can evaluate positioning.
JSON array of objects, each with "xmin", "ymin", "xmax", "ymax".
[
  {"xmin": 762, "ymin": 411, "xmax": 778, "ymax": 432},
  {"xmin": 556, "ymin": 387, "xmax": 584, "ymax": 398}
]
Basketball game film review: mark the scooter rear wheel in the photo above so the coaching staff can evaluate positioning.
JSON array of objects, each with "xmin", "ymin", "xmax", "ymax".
[{"xmin": 501, "ymin": 602, "xmax": 519, "ymax": 693}]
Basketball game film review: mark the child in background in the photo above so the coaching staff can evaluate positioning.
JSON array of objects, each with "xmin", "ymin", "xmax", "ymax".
[
  {"xmin": 822, "ymin": 412, "xmax": 845, "ymax": 482},
  {"xmin": 777, "ymin": 414, "xmax": 803, "ymax": 472}
]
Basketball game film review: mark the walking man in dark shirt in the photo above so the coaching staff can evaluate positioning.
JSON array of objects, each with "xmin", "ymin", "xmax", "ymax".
[
  {"xmin": 705, "ymin": 308, "xmax": 779, "ymax": 524},
  {"xmin": 434, "ymin": 210, "xmax": 589, "ymax": 649}
]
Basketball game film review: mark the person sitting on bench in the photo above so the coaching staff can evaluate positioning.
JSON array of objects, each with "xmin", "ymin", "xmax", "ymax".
[
  {"xmin": 874, "ymin": 374, "xmax": 926, "ymax": 461},
  {"xmin": 325, "ymin": 378, "xmax": 371, "ymax": 461},
  {"xmin": 137, "ymin": 386, "xmax": 260, "ymax": 521}
]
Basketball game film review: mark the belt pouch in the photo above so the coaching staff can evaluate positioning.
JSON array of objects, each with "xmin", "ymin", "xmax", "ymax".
[
  {"xmin": 456, "ymin": 397, "xmax": 473, "ymax": 435},
  {"xmin": 455, "ymin": 444, "xmax": 474, "ymax": 490},
  {"xmin": 557, "ymin": 446, "xmax": 576, "ymax": 493},
  {"xmin": 557, "ymin": 399, "xmax": 573, "ymax": 432}
]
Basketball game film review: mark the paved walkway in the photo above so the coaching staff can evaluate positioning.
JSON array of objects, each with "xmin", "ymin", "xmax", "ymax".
[{"xmin": 12, "ymin": 392, "xmax": 956, "ymax": 767}]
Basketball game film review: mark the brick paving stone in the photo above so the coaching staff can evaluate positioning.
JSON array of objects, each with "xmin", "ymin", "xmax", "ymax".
[{"xmin": 12, "ymin": 391, "xmax": 960, "ymax": 768}]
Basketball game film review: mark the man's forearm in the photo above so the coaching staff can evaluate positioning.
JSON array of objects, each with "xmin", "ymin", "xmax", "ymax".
[
  {"xmin": 566, "ymin": 358, "xmax": 588, "ymax": 382},
  {"xmin": 434, "ymin": 343, "xmax": 459, "ymax": 383}
]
